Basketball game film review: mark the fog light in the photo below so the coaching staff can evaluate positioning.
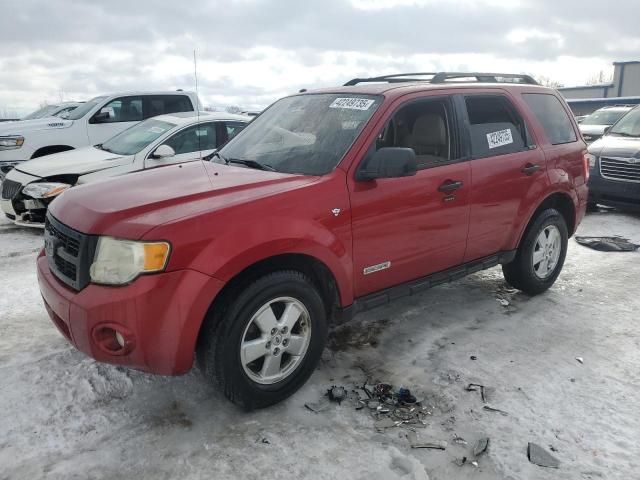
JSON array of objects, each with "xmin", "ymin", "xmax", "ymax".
[{"xmin": 92, "ymin": 324, "xmax": 134, "ymax": 356}]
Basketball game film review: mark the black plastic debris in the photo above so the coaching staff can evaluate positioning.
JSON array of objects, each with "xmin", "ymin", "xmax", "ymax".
[
  {"xmin": 473, "ymin": 437, "xmax": 489, "ymax": 457},
  {"xmin": 527, "ymin": 442, "xmax": 560, "ymax": 468},
  {"xmin": 465, "ymin": 383, "xmax": 486, "ymax": 403},
  {"xmin": 483, "ymin": 405, "xmax": 508, "ymax": 416},
  {"xmin": 575, "ymin": 236, "xmax": 640, "ymax": 252},
  {"xmin": 327, "ymin": 385, "xmax": 347, "ymax": 404},
  {"xmin": 397, "ymin": 387, "xmax": 417, "ymax": 405}
]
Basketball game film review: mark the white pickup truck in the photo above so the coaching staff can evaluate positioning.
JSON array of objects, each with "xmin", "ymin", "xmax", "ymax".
[{"xmin": 0, "ymin": 91, "xmax": 199, "ymax": 180}]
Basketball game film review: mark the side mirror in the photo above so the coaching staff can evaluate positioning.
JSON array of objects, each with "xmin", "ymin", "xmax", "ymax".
[
  {"xmin": 357, "ymin": 147, "xmax": 417, "ymax": 181},
  {"xmin": 151, "ymin": 145, "xmax": 176, "ymax": 159},
  {"xmin": 92, "ymin": 111, "xmax": 111, "ymax": 123}
]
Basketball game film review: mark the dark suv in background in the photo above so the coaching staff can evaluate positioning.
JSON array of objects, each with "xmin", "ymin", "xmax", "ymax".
[{"xmin": 587, "ymin": 105, "xmax": 640, "ymax": 210}]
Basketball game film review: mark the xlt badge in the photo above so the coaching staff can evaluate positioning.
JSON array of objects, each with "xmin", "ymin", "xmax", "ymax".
[{"xmin": 363, "ymin": 261, "xmax": 391, "ymax": 275}]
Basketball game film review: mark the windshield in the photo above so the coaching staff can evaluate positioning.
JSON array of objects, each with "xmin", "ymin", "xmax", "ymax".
[
  {"xmin": 66, "ymin": 96, "xmax": 107, "ymax": 120},
  {"xmin": 581, "ymin": 109, "xmax": 628, "ymax": 126},
  {"xmin": 608, "ymin": 107, "xmax": 640, "ymax": 137},
  {"xmin": 101, "ymin": 119, "xmax": 176, "ymax": 155},
  {"xmin": 217, "ymin": 93, "xmax": 382, "ymax": 175},
  {"xmin": 22, "ymin": 105, "xmax": 60, "ymax": 120}
]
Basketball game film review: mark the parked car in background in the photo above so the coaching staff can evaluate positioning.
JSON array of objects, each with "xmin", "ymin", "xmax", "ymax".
[
  {"xmin": 36, "ymin": 72, "xmax": 588, "ymax": 409},
  {"xmin": 21, "ymin": 102, "xmax": 84, "ymax": 121},
  {"xmin": 579, "ymin": 105, "xmax": 633, "ymax": 143},
  {"xmin": 587, "ymin": 105, "xmax": 640, "ymax": 211},
  {"xmin": 575, "ymin": 115, "xmax": 587, "ymax": 124},
  {"xmin": 1, "ymin": 111, "xmax": 249, "ymax": 227},
  {"xmin": 0, "ymin": 90, "xmax": 199, "ymax": 180}
]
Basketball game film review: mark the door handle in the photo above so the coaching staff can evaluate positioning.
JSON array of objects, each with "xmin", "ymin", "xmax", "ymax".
[
  {"xmin": 438, "ymin": 180, "xmax": 463, "ymax": 193},
  {"xmin": 521, "ymin": 163, "xmax": 541, "ymax": 176}
]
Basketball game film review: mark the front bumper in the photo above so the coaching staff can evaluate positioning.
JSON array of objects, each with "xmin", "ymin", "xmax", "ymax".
[
  {"xmin": 588, "ymin": 169, "xmax": 640, "ymax": 211},
  {"xmin": 37, "ymin": 252, "xmax": 225, "ymax": 375}
]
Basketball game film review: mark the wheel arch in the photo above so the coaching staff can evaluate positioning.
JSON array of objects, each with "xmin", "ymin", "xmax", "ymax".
[
  {"xmin": 517, "ymin": 191, "xmax": 577, "ymax": 248},
  {"xmin": 196, "ymin": 253, "xmax": 344, "ymax": 349}
]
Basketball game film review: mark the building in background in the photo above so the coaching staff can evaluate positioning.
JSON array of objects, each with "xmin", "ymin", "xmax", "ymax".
[{"xmin": 560, "ymin": 61, "xmax": 640, "ymax": 115}]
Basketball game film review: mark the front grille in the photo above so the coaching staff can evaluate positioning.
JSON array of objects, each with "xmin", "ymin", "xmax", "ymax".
[
  {"xmin": 600, "ymin": 157, "xmax": 640, "ymax": 183},
  {"xmin": 44, "ymin": 214, "xmax": 96, "ymax": 291},
  {"xmin": 1, "ymin": 179, "xmax": 21, "ymax": 199}
]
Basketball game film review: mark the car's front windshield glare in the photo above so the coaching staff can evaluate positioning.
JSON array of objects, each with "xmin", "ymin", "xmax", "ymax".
[
  {"xmin": 100, "ymin": 119, "xmax": 176, "ymax": 155},
  {"xmin": 217, "ymin": 93, "xmax": 382, "ymax": 175},
  {"xmin": 609, "ymin": 108, "xmax": 640, "ymax": 137},
  {"xmin": 582, "ymin": 110, "xmax": 627, "ymax": 126},
  {"xmin": 65, "ymin": 97, "xmax": 108, "ymax": 120}
]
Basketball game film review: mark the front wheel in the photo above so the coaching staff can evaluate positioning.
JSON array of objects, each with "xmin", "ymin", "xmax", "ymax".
[
  {"xmin": 502, "ymin": 208, "xmax": 568, "ymax": 295},
  {"xmin": 197, "ymin": 270, "xmax": 328, "ymax": 409}
]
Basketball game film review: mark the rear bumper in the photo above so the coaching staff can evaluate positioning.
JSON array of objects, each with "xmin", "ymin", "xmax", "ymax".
[
  {"xmin": 588, "ymin": 171, "xmax": 640, "ymax": 211},
  {"xmin": 37, "ymin": 252, "xmax": 225, "ymax": 375}
]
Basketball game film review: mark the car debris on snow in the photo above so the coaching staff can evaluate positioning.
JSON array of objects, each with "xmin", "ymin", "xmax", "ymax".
[
  {"xmin": 575, "ymin": 236, "xmax": 640, "ymax": 252},
  {"xmin": 527, "ymin": 442, "xmax": 560, "ymax": 468},
  {"xmin": 473, "ymin": 437, "xmax": 490, "ymax": 457},
  {"xmin": 482, "ymin": 405, "xmax": 508, "ymax": 416}
]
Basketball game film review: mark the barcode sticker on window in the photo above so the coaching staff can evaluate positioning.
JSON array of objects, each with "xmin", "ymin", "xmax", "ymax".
[
  {"xmin": 487, "ymin": 129, "xmax": 513, "ymax": 149},
  {"xmin": 330, "ymin": 98, "xmax": 375, "ymax": 110}
]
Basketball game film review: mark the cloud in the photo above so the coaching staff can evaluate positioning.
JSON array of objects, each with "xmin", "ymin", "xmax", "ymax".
[{"xmin": 0, "ymin": 0, "xmax": 638, "ymax": 114}]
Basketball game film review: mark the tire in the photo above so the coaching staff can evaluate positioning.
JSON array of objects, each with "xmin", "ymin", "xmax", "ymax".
[
  {"xmin": 197, "ymin": 270, "xmax": 328, "ymax": 410},
  {"xmin": 502, "ymin": 208, "xmax": 568, "ymax": 295}
]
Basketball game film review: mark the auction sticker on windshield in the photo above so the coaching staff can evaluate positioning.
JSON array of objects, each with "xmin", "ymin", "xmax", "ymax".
[
  {"xmin": 330, "ymin": 98, "xmax": 375, "ymax": 110},
  {"xmin": 487, "ymin": 128, "xmax": 513, "ymax": 149}
]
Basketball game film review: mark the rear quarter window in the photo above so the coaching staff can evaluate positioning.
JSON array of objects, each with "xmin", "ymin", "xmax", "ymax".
[{"xmin": 522, "ymin": 93, "xmax": 577, "ymax": 145}]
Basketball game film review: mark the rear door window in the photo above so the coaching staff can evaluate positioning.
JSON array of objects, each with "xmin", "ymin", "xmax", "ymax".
[
  {"xmin": 144, "ymin": 95, "xmax": 194, "ymax": 119},
  {"xmin": 522, "ymin": 93, "xmax": 577, "ymax": 145},
  {"xmin": 464, "ymin": 95, "xmax": 529, "ymax": 158}
]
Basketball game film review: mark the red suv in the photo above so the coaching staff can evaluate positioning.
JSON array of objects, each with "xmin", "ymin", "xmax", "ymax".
[{"xmin": 37, "ymin": 73, "xmax": 589, "ymax": 408}]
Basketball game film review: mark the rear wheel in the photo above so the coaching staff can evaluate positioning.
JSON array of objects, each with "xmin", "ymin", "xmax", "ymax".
[
  {"xmin": 502, "ymin": 208, "xmax": 568, "ymax": 295},
  {"xmin": 197, "ymin": 271, "xmax": 327, "ymax": 409}
]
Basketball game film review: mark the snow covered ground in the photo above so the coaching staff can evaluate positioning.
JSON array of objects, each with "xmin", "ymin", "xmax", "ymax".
[{"xmin": 1, "ymin": 210, "xmax": 639, "ymax": 480}]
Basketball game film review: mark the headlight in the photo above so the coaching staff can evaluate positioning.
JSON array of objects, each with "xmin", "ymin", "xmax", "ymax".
[
  {"xmin": 0, "ymin": 136, "xmax": 24, "ymax": 150},
  {"xmin": 89, "ymin": 237, "xmax": 171, "ymax": 285},
  {"xmin": 22, "ymin": 182, "xmax": 72, "ymax": 199},
  {"xmin": 586, "ymin": 153, "xmax": 597, "ymax": 168}
]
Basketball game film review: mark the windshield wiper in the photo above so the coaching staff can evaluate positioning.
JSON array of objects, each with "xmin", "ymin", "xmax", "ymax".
[
  {"xmin": 95, "ymin": 143, "xmax": 113, "ymax": 153},
  {"xmin": 206, "ymin": 150, "xmax": 227, "ymax": 162},
  {"xmin": 226, "ymin": 158, "xmax": 276, "ymax": 172}
]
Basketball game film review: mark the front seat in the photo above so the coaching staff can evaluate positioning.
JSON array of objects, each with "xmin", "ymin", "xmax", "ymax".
[{"xmin": 407, "ymin": 114, "xmax": 448, "ymax": 159}]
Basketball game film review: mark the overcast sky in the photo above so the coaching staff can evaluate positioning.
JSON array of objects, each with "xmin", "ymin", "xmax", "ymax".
[{"xmin": 1, "ymin": 0, "xmax": 638, "ymax": 116}]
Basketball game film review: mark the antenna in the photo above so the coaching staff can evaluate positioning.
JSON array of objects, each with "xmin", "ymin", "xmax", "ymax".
[{"xmin": 193, "ymin": 49, "xmax": 202, "ymax": 156}]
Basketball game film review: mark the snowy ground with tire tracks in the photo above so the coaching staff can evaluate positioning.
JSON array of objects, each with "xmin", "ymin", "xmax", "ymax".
[{"xmin": 1, "ymin": 210, "xmax": 639, "ymax": 480}]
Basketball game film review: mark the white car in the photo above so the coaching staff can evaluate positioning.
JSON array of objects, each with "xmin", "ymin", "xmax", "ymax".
[
  {"xmin": 1, "ymin": 111, "xmax": 249, "ymax": 227},
  {"xmin": 21, "ymin": 102, "xmax": 84, "ymax": 121},
  {"xmin": 0, "ymin": 91, "xmax": 199, "ymax": 180},
  {"xmin": 579, "ymin": 105, "xmax": 634, "ymax": 143}
]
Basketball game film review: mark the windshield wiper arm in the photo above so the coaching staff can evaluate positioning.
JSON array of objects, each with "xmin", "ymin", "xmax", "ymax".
[
  {"xmin": 206, "ymin": 150, "xmax": 227, "ymax": 162},
  {"xmin": 226, "ymin": 158, "xmax": 276, "ymax": 171},
  {"xmin": 95, "ymin": 143, "xmax": 113, "ymax": 153},
  {"xmin": 610, "ymin": 131, "xmax": 637, "ymax": 137}
]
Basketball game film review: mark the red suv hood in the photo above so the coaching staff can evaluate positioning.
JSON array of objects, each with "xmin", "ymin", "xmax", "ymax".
[{"xmin": 49, "ymin": 161, "xmax": 317, "ymax": 238}]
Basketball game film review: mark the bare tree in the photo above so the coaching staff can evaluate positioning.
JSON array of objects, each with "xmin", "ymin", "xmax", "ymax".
[
  {"xmin": 586, "ymin": 70, "xmax": 613, "ymax": 85},
  {"xmin": 536, "ymin": 75, "xmax": 563, "ymax": 88},
  {"xmin": 225, "ymin": 105, "xmax": 242, "ymax": 114}
]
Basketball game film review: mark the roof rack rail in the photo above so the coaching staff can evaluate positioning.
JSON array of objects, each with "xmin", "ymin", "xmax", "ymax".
[{"xmin": 344, "ymin": 72, "xmax": 539, "ymax": 86}]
